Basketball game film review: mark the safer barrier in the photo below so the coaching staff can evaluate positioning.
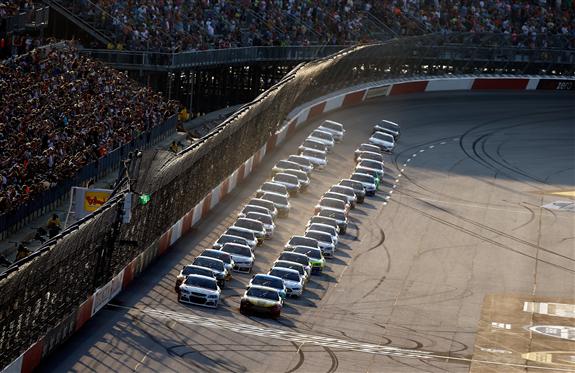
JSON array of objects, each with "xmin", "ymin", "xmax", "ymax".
[{"xmin": 2, "ymin": 36, "xmax": 574, "ymax": 372}]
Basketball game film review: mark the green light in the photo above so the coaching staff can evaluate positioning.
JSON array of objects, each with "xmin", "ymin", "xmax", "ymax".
[{"xmin": 138, "ymin": 194, "xmax": 151, "ymax": 205}]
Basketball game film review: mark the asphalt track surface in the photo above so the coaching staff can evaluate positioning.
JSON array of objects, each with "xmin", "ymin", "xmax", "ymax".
[{"xmin": 40, "ymin": 91, "xmax": 575, "ymax": 373}]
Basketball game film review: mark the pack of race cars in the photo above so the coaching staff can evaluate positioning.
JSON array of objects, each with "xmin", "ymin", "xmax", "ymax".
[{"xmin": 176, "ymin": 118, "xmax": 400, "ymax": 318}]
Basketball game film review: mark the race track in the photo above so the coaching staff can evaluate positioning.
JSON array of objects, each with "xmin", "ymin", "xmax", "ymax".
[{"xmin": 40, "ymin": 91, "xmax": 575, "ymax": 373}]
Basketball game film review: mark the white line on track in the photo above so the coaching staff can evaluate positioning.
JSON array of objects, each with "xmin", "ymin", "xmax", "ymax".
[
  {"xmin": 419, "ymin": 149, "xmax": 425, "ymax": 153},
  {"xmin": 107, "ymin": 304, "xmax": 574, "ymax": 372},
  {"xmin": 429, "ymin": 145, "xmax": 435, "ymax": 149},
  {"xmin": 440, "ymin": 142, "xmax": 447, "ymax": 145}
]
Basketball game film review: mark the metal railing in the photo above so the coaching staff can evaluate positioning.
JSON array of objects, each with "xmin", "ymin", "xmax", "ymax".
[{"xmin": 79, "ymin": 45, "xmax": 349, "ymax": 70}]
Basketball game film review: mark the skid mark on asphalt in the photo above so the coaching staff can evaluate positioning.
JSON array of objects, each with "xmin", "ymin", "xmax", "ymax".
[{"xmin": 108, "ymin": 304, "xmax": 575, "ymax": 371}]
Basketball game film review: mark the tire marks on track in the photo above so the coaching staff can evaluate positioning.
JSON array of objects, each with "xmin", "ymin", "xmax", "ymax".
[
  {"xmin": 284, "ymin": 341, "xmax": 305, "ymax": 373},
  {"xmin": 323, "ymin": 346, "xmax": 339, "ymax": 373}
]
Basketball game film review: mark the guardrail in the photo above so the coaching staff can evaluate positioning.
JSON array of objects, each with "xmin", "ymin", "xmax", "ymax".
[
  {"xmin": 1, "ymin": 35, "xmax": 574, "ymax": 372},
  {"xmin": 77, "ymin": 32, "xmax": 575, "ymax": 72},
  {"xmin": 79, "ymin": 45, "xmax": 348, "ymax": 70},
  {"xmin": 0, "ymin": 115, "xmax": 177, "ymax": 240}
]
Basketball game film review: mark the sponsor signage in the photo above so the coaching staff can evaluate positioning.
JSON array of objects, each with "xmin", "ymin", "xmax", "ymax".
[
  {"xmin": 365, "ymin": 85, "xmax": 390, "ymax": 99},
  {"xmin": 73, "ymin": 187, "xmax": 113, "ymax": 219},
  {"xmin": 522, "ymin": 351, "xmax": 575, "ymax": 367},
  {"xmin": 84, "ymin": 191, "xmax": 111, "ymax": 212},
  {"xmin": 91, "ymin": 270, "xmax": 125, "ymax": 316}
]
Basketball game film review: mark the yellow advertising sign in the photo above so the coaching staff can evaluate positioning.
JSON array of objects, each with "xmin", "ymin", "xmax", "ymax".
[{"xmin": 84, "ymin": 191, "xmax": 111, "ymax": 212}]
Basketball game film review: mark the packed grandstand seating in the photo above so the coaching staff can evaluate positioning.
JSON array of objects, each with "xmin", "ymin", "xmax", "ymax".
[
  {"xmin": 69, "ymin": 0, "xmax": 574, "ymax": 52},
  {"xmin": 0, "ymin": 43, "xmax": 177, "ymax": 213}
]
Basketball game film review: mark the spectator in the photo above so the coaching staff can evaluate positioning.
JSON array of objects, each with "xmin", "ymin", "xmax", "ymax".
[
  {"xmin": 46, "ymin": 214, "xmax": 61, "ymax": 238},
  {"xmin": 169, "ymin": 141, "xmax": 180, "ymax": 154},
  {"xmin": 0, "ymin": 254, "xmax": 11, "ymax": 267},
  {"xmin": 15, "ymin": 243, "xmax": 31, "ymax": 261}
]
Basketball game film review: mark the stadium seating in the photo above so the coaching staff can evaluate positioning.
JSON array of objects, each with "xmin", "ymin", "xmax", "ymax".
[{"xmin": 0, "ymin": 43, "xmax": 177, "ymax": 213}]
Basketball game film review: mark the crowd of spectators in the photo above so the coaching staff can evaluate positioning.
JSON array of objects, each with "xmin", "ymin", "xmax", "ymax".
[
  {"xmin": 0, "ymin": 43, "xmax": 178, "ymax": 213},
  {"xmin": 70, "ymin": 0, "xmax": 573, "ymax": 52},
  {"xmin": 371, "ymin": 0, "xmax": 575, "ymax": 48}
]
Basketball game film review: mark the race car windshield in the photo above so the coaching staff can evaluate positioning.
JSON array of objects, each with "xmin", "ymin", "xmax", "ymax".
[
  {"xmin": 322, "ymin": 199, "xmax": 344, "ymax": 209},
  {"xmin": 262, "ymin": 183, "xmax": 286, "ymax": 194},
  {"xmin": 277, "ymin": 161, "xmax": 298, "ymax": 169},
  {"xmin": 227, "ymin": 228, "xmax": 255, "ymax": 241},
  {"xmin": 290, "ymin": 237, "xmax": 317, "ymax": 248},
  {"xmin": 309, "ymin": 225, "xmax": 331, "ymax": 234},
  {"xmin": 276, "ymin": 263, "xmax": 304, "ymax": 275},
  {"xmin": 359, "ymin": 160, "xmax": 383, "ymax": 170},
  {"xmin": 217, "ymin": 235, "xmax": 247, "ymax": 245},
  {"xmin": 194, "ymin": 257, "xmax": 224, "ymax": 271},
  {"xmin": 351, "ymin": 174, "xmax": 373, "ymax": 183},
  {"xmin": 375, "ymin": 132, "xmax": 394, "ymax": 141},
  {"xmin": 306, "ymin": 232, "xmax": 331, "ymax": 242},
  {"xmin": 312, "ymin": 131, "xmax": 332, "ymax": 140},
  {"xmin": 302, "ymin": 149, "xmax": 326, "ymax": 159},
  {"xmin": 270, "ymin": 269, "xmax": 300, "ymax": 282},
  {"xmin": 247, "ymin": 287, "xmax": 280, "ymax": 301},
  {"xmin": 222, "ymin": 244, "xmax": 251, "ymax": 256},
  {"xmin": 236, "ymin": 219, "xmax": 263, "ymax": 231},
  {"xmin": 275, "ymin": 174, "xmax": 298, "ymax": 184},
  {"xmin": 252, "ymin": 276, "xmax": 283, "ymax": 289},
  {"xmin": 280, "ymin": 253, "xmax": 307, "ymax": 265},
  {"xmin": 288, "ymin": 156, "xmax": 311, "ymax": 166},
  {"xmin": 182, "ymin": 266, "xmax": 211, "ymax": 277},
  {"xmin": 184, "ymin": 276, "xmax": 218, "ymax": 290},
  {"xmin": 202, "ymin": 251, "xmax": 232, "ymax": 264},
  {"xmin": 246, "ymin": 213, "xmax": 272, "ymax": 225},
  {"xmin": 249, "ymin": 200, "xmax": 274, "ymax": 211},
  {"xmin": 263, "ymin": 193, "xmax": 288, "ymax": 205},
  {"xmin": 330, "ymin": 187, "xmax": 353, "ymax": 196},
  {"xmin": 295, "ymin": 248, "xmax": 322, "ymax": 259},
  {"xmin": 285, "ymin": 170, "xmax": 307, "ymax": 180},
  {"xmin": 310, "ymin": 217, "xmax": 337, "ymax": 227}
]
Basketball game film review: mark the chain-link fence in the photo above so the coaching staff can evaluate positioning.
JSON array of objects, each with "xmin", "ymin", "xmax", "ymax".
[{"xmin": 1, "ymin": 34, "xmax": 574, "ymax": 370}]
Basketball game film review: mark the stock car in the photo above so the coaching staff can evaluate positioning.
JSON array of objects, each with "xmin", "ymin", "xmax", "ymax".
[
  {"xmin": 200, "ymin": 249, "xmax": 235, "ymax": 273},
  {"xmin": 356, "ymin": 159, "xmax": 384, "ymax": 180},
  {"xmin": 338, "ymin": 179, "xmax": 366, "ymax": 203},
  {"xmin": 272, "ymin": 173, "xmax": 301, "ymax": 195},
  {"xmin": 354, "ymin": 143, "xmax": 382, "ymax": 161},
  {"xmin": 272, "ymin": 160, "xmax": 305, "ymax": 176},
  {"xmin": 175, "ymin": 264, "xmax": 215, "ymax": 292},
  {"xmin": 261, "ymin": 192, "xmax": 291, "ymax": 217},
  {"xmin": 192, "ymin": 255, "xmax": 230, "ymax": 285},
  {"xmin": 356, "ymin": 150, "xmax": 384, "ymax": 164},
  {"xmin": 240, "ymin": 285, "xmax": 283, "ymax": 318},
  {"xmin": 300, "ymin": 148, "xmax": 327, "ymax": 169},
  {"xmin": 308, "ymin": 130, "xmax": 335, "ymax": 150},
  {"xmin": 179, "ymin": 274, "xmax": 221, "ymax": 308},
  {"xmin": 317, "ymin": 209, "xmax": 348, "ymax": 234},
  {"xmin": 322, "ymin": 192, "xmax": 352, "ymax": 211},
  {"xmin": 293, "ymin": 246, "xmax": 326, "ymax": 273},
  {"xmin": 314, "ymin": 197, "xmax": 349, "ymax": 215},
  {"xmin": 351, "ymin": 172, "xmax": 378, "ymax": 195},
  {"xmin": 213, "ymin": 234, "xmax": 252, "ymax": 250},
  {"xmin": 299, "ymin": 139, "xmax": 328, "ymax": 155},
  {"xmin": 256, "ymin": 182, "xmax": 289, "ymax": 199},
  {"xmin": 328, "ymin": 185, "xmax": 357, "ymax": 208},
  {"xmin": 305, "ymin": 223, "xmax": 339, "ymax": 245},
  {"xmin": 306, "ymin": 215, "xmax": 340, "ymax": 233},
  {"xmin": 285, "ymin": 235, "xmax": 320, "ymax": 251},
  {"xmin": 248, "ymin": 274, "xmax": 287, "ymax": 300},
  {"xmin": 287, "ymin": 155, "xmax": 314, "ymax": 174},
  {"xmin": 245, "ymin": 212, "xmax": 275, "ymax": 239},
  {"xmin": 278, "ymin": 251, "xmax": 312, "ymax": 277},
  {"xmin": 225, "ymin": 227, "xmax": 258, "ymax": 249},
  {"xmin": 305, "ymin": 230, "xmax": 336, "ymax": 257},
  {"xmin": 318, "ymin": 120, "xmax": 345, "ymax": 142},
  {"xmin": 268, "ymin": 267, "xmax": 304, "ymax": 297},
  {"xmin": 233, "ymin": 218, "xmax": 266, "ymax": 244},
  {"xmin": 221, "ymin": 243, "xmax": 255, "ymax": 273},
  {"xmin": 369, "ymin": 131, "xmax": 395, "ymax": 152},
  {"xmin": 273, "ymin": 260, "xmax": 310, "ymax": 284},
  {"xmin": 238, "ymin": 204, "xmax": 276, "ymax": 220},
  {"xmin": 373, "ymin": 119, "xmax": 400, "ymax": 140},
  {"xmin": 283, "ymin": 169, "xmax": 310, "ymax": 190},
  {"xmin": 248, "ymin": 198, "xmax": 278, "ymax": 219}
]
